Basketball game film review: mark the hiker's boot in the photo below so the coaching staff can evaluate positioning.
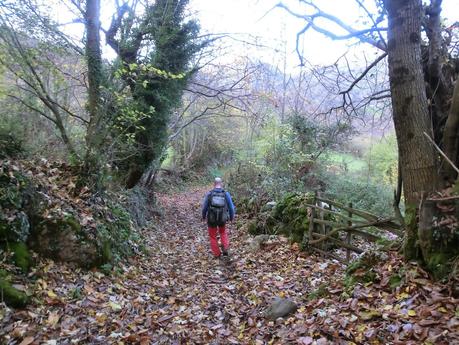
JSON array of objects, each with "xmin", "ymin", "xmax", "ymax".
[{"xmin": 222, "ymin": 248, "xmax": 229, "ymax": 257}]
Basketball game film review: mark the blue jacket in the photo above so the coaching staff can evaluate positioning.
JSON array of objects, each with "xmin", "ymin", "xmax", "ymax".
[{"xmin": 202, "ymin": 188, "xmax": 235, "ymax": 221}]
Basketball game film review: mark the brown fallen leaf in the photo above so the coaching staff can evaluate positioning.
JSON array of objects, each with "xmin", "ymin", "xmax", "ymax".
[
  {"xmin": 419, "ymin": 319, "xmax": 440, "ymax": 326},
  {"xmin": 46, "ymin": 312, "xmax": 60, "ymax": 328},
  {"xmin": 297, "ymin": 336, "xmax": 314, "ymax": 345},
  {"xmin": 19, "ymin": 337, "xmax": 34, "ymax": 345},
  {"xmin": 156, "ymin": 314, "xmax": 176, "ymax": 324}
]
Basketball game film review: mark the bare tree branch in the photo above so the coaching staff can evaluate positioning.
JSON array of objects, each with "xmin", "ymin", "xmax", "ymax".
[
  {"xmin": 339, "ymin": 53, "xmax": 388, "ymax": 95},
  {"xmin": 6, "ymin": 94, "xmax": 57, "ymax": 124},
  {"xmin": 276, "ymin": 1, "xmax": 387, "ymax": 51}
]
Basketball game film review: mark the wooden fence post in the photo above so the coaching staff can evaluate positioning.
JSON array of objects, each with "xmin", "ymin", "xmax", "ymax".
[
  {"xmin": 318, "ymin": 193, "xmax": 327, "ymax": 250},
  {"xmin": 346, "ymin": 202, "xmax": 353, "ymax": 262},
  {"xmin": 308, "ymin": 192, "xmax": 317, "ymax": 248}
]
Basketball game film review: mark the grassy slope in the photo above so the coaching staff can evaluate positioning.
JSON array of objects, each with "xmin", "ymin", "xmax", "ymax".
[{"xmin": 321, "ymin": 151, "xmax": 367, "ymax": 173}]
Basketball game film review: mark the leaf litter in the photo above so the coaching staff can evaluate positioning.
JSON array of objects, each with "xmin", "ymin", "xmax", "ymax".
[{"xmin": 1, "ymin": 187, "xmax": 458, "ymax": 344}]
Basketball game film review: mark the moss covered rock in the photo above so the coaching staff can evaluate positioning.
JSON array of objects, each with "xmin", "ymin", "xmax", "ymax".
[
  {"xmin": 425, "ymin": 252, "xmax": 456, "ymax": 281},
  {"xmin": 0, "ymin": 160, "xmax": 140, "ymax": 270},
  {"xmin": 264, "ymin": 297, "xmax": 298, "ymax": 320},
  {"xmin": 95, "ymin": 202, "xmax": 138, "ymax": 263},
  {"xmin": 0, "ymin": 212, "xmax": 30, "ymax": 243},
  {"xmin": 417, "ymin": 197, "xmax": 459, "ymax": 280},
  {"xmin": 248, "ymin": 193, "xmax": 314, "ymax": 245},
  {"xmin": 29, "ymin": 216, "xmax": 99, "ymax": 268},
  {"xmin": 0, "ymin": 270, "xmax": 29, "ymax": 308},
  {"xmin": 0, "ymin": 165, "xmax": 35, "ymax": 244}
]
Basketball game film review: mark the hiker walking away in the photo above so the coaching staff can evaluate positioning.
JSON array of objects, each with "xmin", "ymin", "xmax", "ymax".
[{"xmin": 202, "ymin": 177, "xmax": 235, "ymax": 257}]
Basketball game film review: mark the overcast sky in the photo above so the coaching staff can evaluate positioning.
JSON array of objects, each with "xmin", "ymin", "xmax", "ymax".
[
  {"xmin": 56, "ymin": 0, "xmax": 459, "ymax": 73},
  {"xmin": 189, "ymin": 0, "xmax": 459, "ymax": 71}
]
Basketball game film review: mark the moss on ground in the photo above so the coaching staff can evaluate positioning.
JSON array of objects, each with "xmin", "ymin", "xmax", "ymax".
[
  {"xmin": 9, "ymin": 242, "xmax": 31, "ymax": 272},
  {"xmin": 344, "ymin": 254, "xmax": 379, "ymax": 291},
  {"xmin": 308, "ymin": 283, "xmax": 330, "ymax": 300},
  {"xmin": 389, "ymin": 273, "xmax": 403, "ymax": 289},
  {"xmin": 426, "ymin": 252, "xmax": 454, "ymax": 281},
  {"xmin": 0, "ymin": 269, "xmax": 29, "ymax": 308}
]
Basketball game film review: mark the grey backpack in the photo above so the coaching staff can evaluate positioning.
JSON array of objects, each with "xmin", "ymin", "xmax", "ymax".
[{"xmin": 207, "ymin": 190, "xmax": 229, "ymax": 226}]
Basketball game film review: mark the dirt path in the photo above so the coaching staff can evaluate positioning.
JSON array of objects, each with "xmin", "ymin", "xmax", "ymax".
[{"xmin": 140, "ymin": 187, "xmax": 327, "ymax": 344}]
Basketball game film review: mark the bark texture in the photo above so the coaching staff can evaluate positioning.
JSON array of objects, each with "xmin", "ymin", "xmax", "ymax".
[
  {"xmin": 85, "ymin": 0, "xmax": 102, "ymax": 129},
  {"xmin": 385, "ymin": 0, "xmax": 438, "ymax": 205}
]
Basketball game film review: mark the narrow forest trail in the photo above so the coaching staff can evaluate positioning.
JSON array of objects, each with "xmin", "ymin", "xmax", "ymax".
[
  {"xmin": 3, "ymin": 187, "xmax": 459, "ymax": 344},
  {"xmin": 138, "ymin": 187, "xmax": 334, "ymax": 344}
]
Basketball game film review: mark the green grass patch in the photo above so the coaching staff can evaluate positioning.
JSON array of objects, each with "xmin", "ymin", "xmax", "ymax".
[
  {"xmin": 322, "ymin": 151, "xmax": 367, "ymax": 173},
  {"xmin": 308, "ymin": 283, "xmax": 330, "ymax": 300}
]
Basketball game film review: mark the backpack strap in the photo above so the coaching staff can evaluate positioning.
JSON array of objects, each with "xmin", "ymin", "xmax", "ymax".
[{"xmin": 209, "ymin": 188, "xmax": 225, "ymax": 197}]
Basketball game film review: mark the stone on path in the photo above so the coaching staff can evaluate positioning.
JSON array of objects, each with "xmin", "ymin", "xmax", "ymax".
[
  {"xmin": 248, "ymin": 234, "xmax": 271, "ymax": 251},
  {"xmin": 264, "ymin": 297, "xmax": 298, "ymax": 320}
]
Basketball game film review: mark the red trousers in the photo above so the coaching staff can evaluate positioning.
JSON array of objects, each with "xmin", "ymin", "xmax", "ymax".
[{"xmin": 208, "ymin": 224, "xmax": 229, "ymax": 257}]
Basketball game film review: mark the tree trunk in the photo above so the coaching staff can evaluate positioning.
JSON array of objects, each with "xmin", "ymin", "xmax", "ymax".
[
  {"xmin": 385, "ymin": 0, "xmax": 439, "ymax": 260},
  {"xmin": 425, "ymin": 0, "xmax": 449, "ymax": 150},
  {"xmin": 81, "ymin": 0, "xmax": 104, "ymax": 189},
  {"xmin": 54, "ymin": 113, "xmax": 78, "ymax": 158},
  {"xmin": 442, "ymin": 80, "xmax": 459, "ymax": 182},
  {"xmin": 385, "ymin": 0, "xmax": 438, "ymax": 205}
]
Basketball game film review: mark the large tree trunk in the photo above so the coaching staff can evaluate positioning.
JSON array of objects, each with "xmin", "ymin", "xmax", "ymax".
[
  {"xmin": 385, "ymin": 0, "xmax": 439, "ymax": 259},
  {"xmin": 386, "ymin": 0, "xmax": 438, "ymax": 205}
]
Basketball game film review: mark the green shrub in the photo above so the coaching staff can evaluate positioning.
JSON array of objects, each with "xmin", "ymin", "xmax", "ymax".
[
  {"xmin": 0, "ymin": 125, "xmax": 25, "ymax": 159},
  {"xmin": 365, "ymin": 134, "xmax": 398, "ymax": 185}
]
